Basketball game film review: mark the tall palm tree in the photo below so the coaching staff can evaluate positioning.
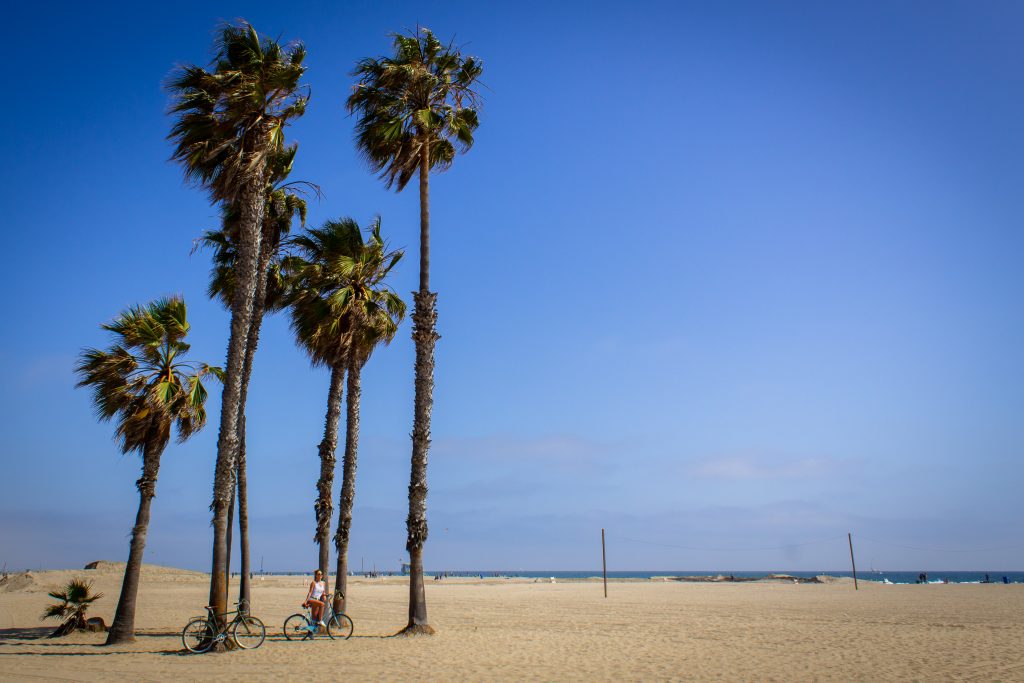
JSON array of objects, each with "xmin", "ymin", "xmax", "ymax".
[
  {"xmin": 75, "ymin": 298, "xmax": 220, "ymax": 645},
  {"xmin": 284, "ymin": 228, "xmax": 353, "ymax": 585},
  {"xmin": 288, "ymin": 218, "xmax": 405, "ymax": 613},
  {"xmin": 168, "ymin": 20, "xmax": 308, "ymax": 620},
  {"xmin": 196, "ymin": 147, "xmax": 312, "ymax": 606},
  {"xmin": 348, "ymin": 27, "xmax": 482, "ymax": 634}
]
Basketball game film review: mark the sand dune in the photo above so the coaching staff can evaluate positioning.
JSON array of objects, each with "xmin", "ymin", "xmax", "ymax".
[{"xmin": 0, "ymin": 566, "xmax": 1022, "ymax": 681}]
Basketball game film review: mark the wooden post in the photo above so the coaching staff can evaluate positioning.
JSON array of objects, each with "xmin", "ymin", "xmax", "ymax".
[
  {"xmin": 601, "ymin": 528, "xmax": 608, "ymax": 598},
  {"xmin": 848, "ymin": 532, "xmax": 859, "ymax": 591}
]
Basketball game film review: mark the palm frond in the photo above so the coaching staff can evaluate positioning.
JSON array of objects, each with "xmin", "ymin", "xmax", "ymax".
[
  {"xmin": 287, "ymin": 217, "xmax": 407, "ymax": 368},
  {"xmin": 76, "ymin": 298, "xmax": 218, "ymax": 456},
  {"xmin": 348, "ymin": 27, "xmax": 483, "ymax": 192},
  {"xmin": 167, "ymin": 21, "xmax": 309, "ymax": 204}
]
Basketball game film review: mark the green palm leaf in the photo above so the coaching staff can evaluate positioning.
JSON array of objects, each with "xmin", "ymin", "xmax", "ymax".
[
  {"xmin": 76, "ymin": 297, "xmax": 221, "ymax": 456},
  {"xmin": 347, "ymin": 28, "xmax": 483, "ymax": 191},
  {"xmin": 286, "ymin": 218, "xmax": 406, "ymax": 368}
]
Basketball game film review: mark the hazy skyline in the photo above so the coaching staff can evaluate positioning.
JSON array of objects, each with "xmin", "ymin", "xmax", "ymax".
[{"xmin": 2, "ymin": 0, "xmax": 1022, "ymax": 573}]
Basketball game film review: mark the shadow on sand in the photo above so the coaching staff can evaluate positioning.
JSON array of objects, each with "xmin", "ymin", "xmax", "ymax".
[
  {"xmin": 0, "ymin": 627, "xmax": 187, "ymax": 656},
  {"xmin": 0, "ymin": 626, "xmax": 53, "ymax": 642},
  {"xmin": 0, "ymin": 648, "xmax": 185, "ymax": 657}
]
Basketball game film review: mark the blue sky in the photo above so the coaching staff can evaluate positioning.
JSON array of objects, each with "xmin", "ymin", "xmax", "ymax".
[{"xmin": 1, "ymin": 1, "xmax": 1022, "ymax": 573}]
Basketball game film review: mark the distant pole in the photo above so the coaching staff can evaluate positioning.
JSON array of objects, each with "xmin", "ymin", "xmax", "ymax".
[
  {"xmin": 848, "ymin": 532, "xmax": 859, "ymax": 591},
  {"xmin": 601, "ymin": 528, "xmax": 608, "ymax": 598}
]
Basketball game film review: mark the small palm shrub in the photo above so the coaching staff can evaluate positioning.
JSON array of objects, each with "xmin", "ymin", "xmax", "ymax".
[{"xmin": 41, "ymin": 578, "xmax": 104, "ymax": 637}]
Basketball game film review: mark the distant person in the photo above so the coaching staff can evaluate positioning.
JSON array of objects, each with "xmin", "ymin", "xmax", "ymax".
[
  {"xmin": 918, "ymin": 572, "xmax": 927, "ymax": 584},
  {"xmin": 303, "ymin": 569, "xmax": 328, "ymax": 628},
  {"xmin": 1004, "ymin": 576, "xmax": 1010, "ymax": 584}
]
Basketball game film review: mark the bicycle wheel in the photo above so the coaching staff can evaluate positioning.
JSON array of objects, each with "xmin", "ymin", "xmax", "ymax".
[
  {"xmin": 182, "ymin": 618, "xmax": 215, "ymax": 653},
  {"xmin": 327, "ymin": 612, "xmax": 354, "ymax": 640},
  {"xmin": 283, "ymin": 613, "xmax": 311, "ymax": 641},
  {"xmin": 231, "ymin": 615, "xmax": 266, "ymax": 649}
]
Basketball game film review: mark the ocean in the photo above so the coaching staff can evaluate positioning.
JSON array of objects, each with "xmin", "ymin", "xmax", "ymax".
[
  {"xmin": 269, "ymin": 569, "xmax": 1024, "ymax": 584},
  {"xmin": 447, "ymin": 570, "xmax": 1024, "ymax": 584}
]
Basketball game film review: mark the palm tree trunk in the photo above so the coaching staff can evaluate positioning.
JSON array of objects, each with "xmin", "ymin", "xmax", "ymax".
[
  {"xmin": 316, "ymin": 365, "xmax": 345, "ymax": 577},
  {"xmin": 105, "ymin": 429, "xmax": 163, "ymax": 645},
  {"xmin": 236, "ymin": 416, "xmax": 251, "ymax": 605},
  {"xmin": 333, "ymin": 357, "xmax": 363, "ymax": 614},
  {"xmin": 403, "ymin": 142, "xmax": 437, "ymax": 634},
  {"xmin": 209, "ymin": 166, "xmax": 267, "ymax": 626},
  {"xmin": 235, "ymin": 231, "xmax": 273, "ymax": 607},
  {"xmin": 225, "ymin": 480, "xmax": 235, "ymax": 596},
  {"xmin": 417, "ymin": 142, "xmax": 431, "ymax": 293}
]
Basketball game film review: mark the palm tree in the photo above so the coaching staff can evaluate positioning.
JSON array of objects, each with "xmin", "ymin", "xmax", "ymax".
[
  {"xmin": 167, "ymin": 20, "xmax": 308, "ymax": 620},
  {"xmin": 41, "ymin": 578, "xmax": 104, "ymax": 638},
  {"xmin": 347, "ymin": 27, "xmax": 482, "ymax": 634},
  {"xmin": 196, "ymin": 147, "xmax": 312, "ymax": 606},
  {"xmin": 75, "ymin": 298, "xmax": 220, "ymax": 645},
  {"xmin": 288, "ymin": 218, "xmax": 405, "ymax": 613}
]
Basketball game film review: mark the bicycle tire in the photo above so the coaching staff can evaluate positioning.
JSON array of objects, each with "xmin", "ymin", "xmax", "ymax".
[
  {"xmin": 327, "ymin": 612, "xmax": 354, "ymax": 640},
  {"xmin": 283, "ymin": 613, "xmax": 311, "ymax": 641},
  {"xmin": 182, "ymin": 617, "xmax": 215, "ymax": 653},
  {"xmin": 231, "ymin": 615, "xmax": 266, "ymax": 649}
]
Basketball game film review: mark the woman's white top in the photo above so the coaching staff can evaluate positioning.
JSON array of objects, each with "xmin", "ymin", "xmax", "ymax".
[{"xmin": 311, "ymin": 580, "xmax": 326, "ymax": 600}]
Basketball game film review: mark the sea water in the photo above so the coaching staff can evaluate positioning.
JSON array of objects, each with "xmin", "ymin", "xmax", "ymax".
[
  {"xmin": 426, "ymin": 570, "xmax": 1024, "ymax": 584},
  {"xmin": 262, "ymin": 569, "xmax": 1024, "ymax": 584}
]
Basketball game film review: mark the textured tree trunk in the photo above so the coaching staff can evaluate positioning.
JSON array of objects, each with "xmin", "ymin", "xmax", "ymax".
[
  {"xmin": 417, "ymin": 142, "xmax": 431, "ymax": 293},
  {"xmin": 333, "ymin": 357, "xmax": 363, "ymax": 614},
  {"xmin": 105, "ymin": 431, "xmax": 163, "ymax": 645},
  {"xmin": 235, "ymin": 230, "xmax": 273, "ymax": 607},
  {"xmin": 236, "ymin": 416, "xmax": 251, "ymax": 606},
  {"xmin": 316, "ymin": 366, "xmax": 345, "ymax": 577},
  {"xmin": 402, "ymin": 142, "xmax": 437, "ymax": 635},
  {"xmin": 225, "ymin": 480, "xmax": 235, "ymax": 596},
  {"xmin": 209, "ymin": 164, "xmax": 267, "ymax": 628}
]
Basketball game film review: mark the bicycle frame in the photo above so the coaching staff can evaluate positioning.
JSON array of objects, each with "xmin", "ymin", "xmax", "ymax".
[
  {"xmin": 285, "ymin": 592, "xmax": 351, "ymax": 640},
  {"xmin": 182, "ymin": 599, "xmax": 265, "ymax": 653},
  {"xmin": 205, "ymin": 602, "xmax": 245, "ymax": 635}
]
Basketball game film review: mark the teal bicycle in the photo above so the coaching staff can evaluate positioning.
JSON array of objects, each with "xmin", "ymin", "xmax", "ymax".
[{"xmin": 283, "ymin": 593, "xmax": 353, "ymax": 641}]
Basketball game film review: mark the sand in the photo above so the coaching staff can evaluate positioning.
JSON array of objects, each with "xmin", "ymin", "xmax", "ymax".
[{"xmin": 1, "ymin": 566, "xmax": 1022, "ymax": 681}]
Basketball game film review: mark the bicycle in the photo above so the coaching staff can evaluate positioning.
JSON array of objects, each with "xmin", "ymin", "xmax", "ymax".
[
  {"xmin": 283, "ymin": 593, "xmax": 353, "ymax": 641},
  {"xmin": 181, "ymin": 599, "xmax": 266, "ymax": 653}
]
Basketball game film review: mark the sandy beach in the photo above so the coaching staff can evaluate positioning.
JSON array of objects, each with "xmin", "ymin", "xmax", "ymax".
[{"xmin": 0, "ymin": 564, "xmax": 1021, "ymax": 681}]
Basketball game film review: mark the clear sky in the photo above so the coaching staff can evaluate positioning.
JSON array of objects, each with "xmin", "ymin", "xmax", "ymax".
[{"xmin": 1, "ymin": 1, "xmax": 1022, "ymax": 573}]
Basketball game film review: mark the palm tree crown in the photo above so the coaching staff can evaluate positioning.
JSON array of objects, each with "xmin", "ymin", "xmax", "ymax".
[
  {"xmin": 347, "ymin": 28, "xmax": 483, "ymax": 191},
  {"xmin": 287, "ymin": 217, "xmax": 407, "ymax": 368},
  {"xmin": 41, "ymin": 578, "xmax": 104, "ymax": 636},
  {"xmin": 198, "ymin": 149, "xmax": 311, "ymax": 313},
  {"xmin": 76, "ymin": 297, "xmax": 221, "ymax": 454},
  {"xmin": 167, "ymin": 21, "xmax": 308, "ymax": 202}
]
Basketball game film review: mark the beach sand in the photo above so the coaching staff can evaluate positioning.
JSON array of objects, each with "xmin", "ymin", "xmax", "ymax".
[{"xmin": 1, "ymin": 565, "xmax": 1022, "ymax": 681}]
